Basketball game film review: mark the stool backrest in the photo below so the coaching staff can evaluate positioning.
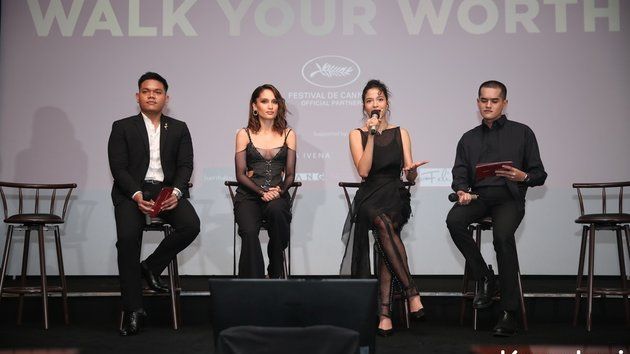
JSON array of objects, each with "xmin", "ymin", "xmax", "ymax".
[
  {"xmin": 572, "ymin": 181, "xmax": 630, "ymax": 216},
  {"xmin": 224, "ymin": 181, "xmax": 302, "ymax": 211},
  {"xmin": 0, "ymin": 181, "xmax": 77, "ymax": 221}
]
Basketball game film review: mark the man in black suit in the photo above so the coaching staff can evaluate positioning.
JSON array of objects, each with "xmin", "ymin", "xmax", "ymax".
[
  {"xmin": 108, "ymin": 72, "xmax": 200, "ymax": 336},
  {"xmin": 446, "ymin": 80, "xmax": 546, "ymax": 337}
]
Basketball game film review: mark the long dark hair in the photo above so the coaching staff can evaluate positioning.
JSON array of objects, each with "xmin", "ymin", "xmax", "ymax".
[{"xmin": 247, "ymin": 84, "xmax": 288, "ymax": 134}]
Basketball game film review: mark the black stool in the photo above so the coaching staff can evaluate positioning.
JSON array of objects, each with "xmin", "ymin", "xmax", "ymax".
[
  {"xmin": 338, "ymin": 181, "xmax": 415, "ymax": 329},
  {"xmin": 572, "ymin": 181, "xmax": 630, "ymax": 331},
  {"xmin": 225, "ymin": 181, "xmax": 301, "ymax": 278},
  {"xmin": 459, "ymin": 216, "xmax": 528, "ymax": 330},
  {"xmin": 118, "ymin": 216, "xmax": 182, "ymax": 330},
  {"xmin": 0, "ymin": 182, "xmax": 76, "ymax": 329}
]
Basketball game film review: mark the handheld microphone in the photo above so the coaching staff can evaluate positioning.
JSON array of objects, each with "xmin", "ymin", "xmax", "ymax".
[
  {"xmin": 369, "ymin": 110, "xmax": 380, "ymax": 135},
  {"xmin": 448, "ymin": 192, "xmax": 479, "ymax": 203}
]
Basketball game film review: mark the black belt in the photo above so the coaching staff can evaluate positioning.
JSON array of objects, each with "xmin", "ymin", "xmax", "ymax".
[{"xmin": 143, "ymin": 180, "xmax": 163, "ymax": 185}]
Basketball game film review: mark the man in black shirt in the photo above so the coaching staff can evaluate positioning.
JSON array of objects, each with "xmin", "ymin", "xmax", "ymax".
[{"xmin": 446, "ymin": 80, "xmax": 547, "ymax": 336}]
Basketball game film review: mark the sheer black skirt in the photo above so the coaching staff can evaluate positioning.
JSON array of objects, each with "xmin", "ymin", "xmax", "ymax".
[{"xmin": 340, "ymin": 177, "xmax": 418, "ymax": 317}]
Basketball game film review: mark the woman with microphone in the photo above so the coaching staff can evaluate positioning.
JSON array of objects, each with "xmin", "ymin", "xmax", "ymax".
[
  {"xmin": 233, "ymin": 84, "xmax": 296, "ymax": 279},
  {"xmin": 340, "ymin": 79, "xmax": 429, "ymax": 336}
]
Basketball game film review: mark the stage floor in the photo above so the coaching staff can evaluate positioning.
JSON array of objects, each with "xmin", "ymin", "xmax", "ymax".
[{"xmin": 1, "ymin": 276, "xmax": 629, "ymax": 354}]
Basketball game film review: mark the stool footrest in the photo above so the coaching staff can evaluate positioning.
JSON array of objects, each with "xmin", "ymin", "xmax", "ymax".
[
  {"xmin": 141, "ymin": 288, "xmax": 182, "ymax": 295},
  {"xmin": 575, "ymin": 287, "xmax": 630, "ymax": 296},
  {"xmin": 1, "ymin": 286, "xmax": 64, "ymax": 294}
]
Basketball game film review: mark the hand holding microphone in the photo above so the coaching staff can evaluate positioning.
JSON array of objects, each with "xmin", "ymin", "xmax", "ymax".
[
  {"xmin": 448, "ymin": 191, "xmax": 479, "ymax": 205},
  {"xmin": 369, "ymin": 110, "xmax": 380, "ymax": 135}
]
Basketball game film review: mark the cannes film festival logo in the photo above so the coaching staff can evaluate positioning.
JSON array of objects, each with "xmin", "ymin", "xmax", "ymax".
[{"xmin": 302, "ymin": 55, "xmax": 361, "ymax": 88}]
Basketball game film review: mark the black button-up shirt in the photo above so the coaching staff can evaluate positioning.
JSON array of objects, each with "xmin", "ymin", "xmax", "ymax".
[
  {"xmin": 451, "ymin": 115, "xmax": 547, "ymax": 208},
  {"xmin": 476, "ymin": 115, "xmax": 506, "ymax": 187}
]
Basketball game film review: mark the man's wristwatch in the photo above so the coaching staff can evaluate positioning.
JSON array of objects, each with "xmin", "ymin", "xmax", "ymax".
[
  {"xmin": 523, "ymin": 173, "xmax": 530, "ymax": 183},
  {"xmin": 173, "ymin": 189, "xmax": 183, "ymax": 199}
]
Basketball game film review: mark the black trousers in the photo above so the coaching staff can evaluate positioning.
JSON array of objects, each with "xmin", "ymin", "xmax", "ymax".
[
  {"xmin": 114, "ymin": 182, "xmax": 200, "ymax": 311},
  {"xmin": 234, "ymin": 195, "xmax": 291, "ymax": 278},
  {"xmin": 445, "ymin": 186, "xmax": 524, "ymax": 311}
]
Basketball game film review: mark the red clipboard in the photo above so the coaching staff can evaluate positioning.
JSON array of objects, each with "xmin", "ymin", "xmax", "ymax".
[
  {"xmin": 475, "ymin": 161, "xmax": 513, "ymax": 182},
  {"xmin": 150, "ymin": 187, "xmax": 174, "ymax": 217}
]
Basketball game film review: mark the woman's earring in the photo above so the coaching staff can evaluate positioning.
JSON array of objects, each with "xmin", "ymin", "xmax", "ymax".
[{"xmin": 253, "ymin": 110, "xmax": 259, "ymax": 116}]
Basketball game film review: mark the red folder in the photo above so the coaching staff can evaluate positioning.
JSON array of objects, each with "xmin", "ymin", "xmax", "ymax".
[
  {"xmin": 475, "ymin": 161, "xmax": 513, "ymax": 182},
  {"xmin": 150, "ymin": 187, "xmax": 174, "ymax": 217}
]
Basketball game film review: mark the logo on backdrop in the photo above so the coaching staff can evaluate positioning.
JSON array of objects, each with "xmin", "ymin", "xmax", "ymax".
[
  {"xmin": 288, "ymin": 55, "xmax": 362, "ymax": 107},
  {"xmin": 419, "ymin": 168, "xmax": 452, "ymax": 187},
  {"xmin": 301, "ymin": 55, "xmax": 361, "ymax": 88},
  {"xmin": 295, "ymin": 172, "xmax": 325, "ymax": 182}
]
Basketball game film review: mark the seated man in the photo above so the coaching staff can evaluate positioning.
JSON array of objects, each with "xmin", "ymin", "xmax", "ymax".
[
  {"xmin": 108, "ymin": 72, "xmax": 200, "ymax": 336},
  {"xmin": 446, "ymin": 80, "xmax": 547, "ymax": 337}
]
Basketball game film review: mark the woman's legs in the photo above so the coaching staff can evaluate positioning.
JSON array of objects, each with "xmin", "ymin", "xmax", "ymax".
[
  {"xmin": 263, "ymin": 198, "xmax": 291, "ymax": 278},
  {"xmin": 373, "ymin": 214, "xmax": 423, "ymax": 329},
  {"xmin": 235, "ymin": 199, "xmax": 264, "ymax": 278}
]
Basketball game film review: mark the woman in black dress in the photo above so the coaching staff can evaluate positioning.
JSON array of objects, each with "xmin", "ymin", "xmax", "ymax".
[
  {"xmin": 234, "ymin": 84, "xmax": 296, "ymax": 278},
  {"xmin": 340, "ymin": 80, "xmax": 428, "ymax": 336}
]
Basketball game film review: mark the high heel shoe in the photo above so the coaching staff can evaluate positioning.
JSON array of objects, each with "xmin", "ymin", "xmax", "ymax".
[
  {"xmin": 376, "ymin": 327, "xmax": 394, "ymax": 337},
  {"xmin": 410, "ymin": 308, "xmax": 426, "ymax": 321},
  {"xmin": 377, "ymin": 311, "xmax": 393, "ymax": 337},
  {"xmin": 407, "ymin": 293, "xmax": 426, "ymax": 320}
]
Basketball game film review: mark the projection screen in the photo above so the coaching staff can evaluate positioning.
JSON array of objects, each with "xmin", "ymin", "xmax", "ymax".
[{"xmin": 1, "ymin": 0, "xmax": 629, "ymax": 276}]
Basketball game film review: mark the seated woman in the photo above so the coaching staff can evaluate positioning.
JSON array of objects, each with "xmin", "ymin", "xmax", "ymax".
[
  {"xmin": 233, "ymin": 84, "xmax": 296, "ymax": 279},
  {"xmin": 340, "ymin": 79, "xmax": 428, "ymax": 336}
]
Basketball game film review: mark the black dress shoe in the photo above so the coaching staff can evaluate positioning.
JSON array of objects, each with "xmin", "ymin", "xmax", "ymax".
[
  {"xmin": 141, "ymin": 261, "xmax": 168, "ymax": 293},
  {"xmin": 120, "ymin": 309, "xmax": 147, "ymax": 336},
  {"xmin": 473, "ymin": 272, "xmax": 497, "ymax": 309},
  {"xmin": 493, "ymin": 310, "xmax": 517, "ymax": 337},
  {"xmin": 376, "ymin": 327, "xmax": 394, "ymax": 337},
  {"xmin": 410, "ymin": 308, "xmax": 426, "ymax": 321}
]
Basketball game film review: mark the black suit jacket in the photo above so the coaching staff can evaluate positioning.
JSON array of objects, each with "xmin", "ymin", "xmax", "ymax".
[{"xmin": 108, "ymin": 114, "xmax": 193, "ymax": 206}]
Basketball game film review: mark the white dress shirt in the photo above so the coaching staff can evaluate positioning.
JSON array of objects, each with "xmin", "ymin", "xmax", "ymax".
[{"xmin": 131, "ymin": 113, "xmax": 181, "ymax": 201}]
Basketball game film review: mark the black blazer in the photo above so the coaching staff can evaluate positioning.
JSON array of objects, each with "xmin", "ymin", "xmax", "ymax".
[{"xmin": 108, "ymin": 114, "xmax": 193, "ymax": 206}]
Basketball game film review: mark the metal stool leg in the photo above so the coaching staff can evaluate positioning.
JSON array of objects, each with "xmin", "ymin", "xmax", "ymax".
[
  {"xmin": 517, "ymin": 271, "xmax": 528, "ymax": 331},
  {"xmin": 37, "ymin": 225, "xmax": 49, "ymax": 329},
  {"xmin": 472, "ymin": 225, "xmax": 482, "ymax": 330},
  {"xmin": 167, "ymin": 259, "xmax": 179, "ymax": 330},
  {"xmin": 233, "ymin": 218, "xmax": 238, "ymax": 276},
  {"xmin": 459, "ymin": 260, "xmax": 471, "ymax": 325},
  {"xmin": 17, "ymin": 229, "xmax": 31, "ymax": 325},
  {"xmin": 171, "ymin": 234, "xmax": 182, "ymax": 328},
  {"xmin": 54, "ymin": 226, "xmax": 69, "ymax": 325},
  {"xmin": 172, "ymin": 259, "xmax": 182, "ymax": 328},
  {"xmin": 0, "ymin": 226, "xmax": 15, "ymax": 304},
  {"xmin": 286, "ymin": 237, "xmax": 291, "ymax": 278},
  {"xmin": 586, "ymin": 224, "xmax": 596, "ymax": 332},
  {"xmin": 616, "ymin": 227, "xmax": 630, "ymax": 325},
  {"xmin": 164, "ymin": 225, "xmax": 180, "ymax": 330},
  {"xmin": 573, "ymin": 226, "xmax": 588, "ymax": 326}
]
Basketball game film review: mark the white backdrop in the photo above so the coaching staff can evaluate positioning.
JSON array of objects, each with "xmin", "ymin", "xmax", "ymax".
[{"xmin": 1, "ymin": 0, "xmax": 629, "ymax": 276}]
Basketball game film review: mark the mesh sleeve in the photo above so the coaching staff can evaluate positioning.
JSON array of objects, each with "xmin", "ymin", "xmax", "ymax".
[
  {"xmin": 279, "ymin": 147, "xmax": 296, "ymax": 196},
  {"xmin": 235, "ymin": 150, "xmax": 264, "ymax": 196}
]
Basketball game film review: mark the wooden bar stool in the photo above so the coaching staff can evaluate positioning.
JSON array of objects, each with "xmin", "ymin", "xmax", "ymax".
[
  {"xmin": 572, "ymin": 181, "xmax": 630, "ymax": 331},
  {"xmin": 225, "ymin": 181, "xmax": 301, "ymax": 278},
  {"xmin": 339, "ymin": 181, "xmax": 415, "ymax": 329},
  {"xmin": 0, "ymin": 181, "xmax": 76, "ymax": 329},
  {"xmin": 459, "ymin": 216, "xmax": 528, "ymax": 331}
]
